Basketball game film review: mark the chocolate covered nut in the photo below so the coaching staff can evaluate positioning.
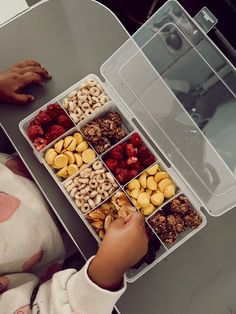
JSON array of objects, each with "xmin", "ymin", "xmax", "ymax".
[{"xmin": 106, "ymin": 112, "xmax": 122, "ymax": 127}]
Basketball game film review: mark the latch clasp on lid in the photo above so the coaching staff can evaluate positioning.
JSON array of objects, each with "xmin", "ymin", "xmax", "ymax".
[{"xmin": 193, "ymin": 7, "xmax": 218, "ymax": 33}]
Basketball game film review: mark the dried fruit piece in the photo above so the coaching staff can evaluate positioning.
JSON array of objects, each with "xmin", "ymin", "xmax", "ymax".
[
  {"xmin": 82, "ymin": 149, "xmax": 96, "ymax": 163},
  {"xmin": 53, "ymin": 154, "xmax": 69, "ymax": 169},
  {"xmin": 68, "ymin": 164, "xmax": 79, "ymax": 177},
  {"xmin": 137, "ymin": 192, "xmax": 150, "ymax": 208},
  {"xmin": 57, "ymin": 115, "xmax": 74, "ymax": 129},
  {"xmin": 146, "ymin": 176, "xmax": 157, "ymax": 190},
  {"xmin": 150, "ymin": 191, "xmax": 164, "ymax": 206},
  {"xmin": 163, "ymin": 184, "xmax": 176, "ymax": 199},
  {"xmin": 67, "ymin": 138, "xmax": 77, "ymax": 151},
  {"xmin": 49, "ymin": 125, "xmax": 66, "ymax": 141},
  {"xmin": 56, "ymin": 166, "xmax": 68, "ymax": 178},
  {"xmin": 54, "ymin": 140, "xmax": 64, "ymax": 154},
  {"xmin": 28, "ymin": 125, "xmax": 44, "ymax": 141},
  {"xmin": 158, "ymin": 178, "xmax": 172, "ymax": 192},
  {"xmin": 154, "ymin": 172, "xmax": 169, "ymax": 183},
  {"xmin": 73, "ymin": 133, "xmax": 84, "ymax": 145},
  {"xmin": 139, "ymin": 172, "xmax": 147, "ymax": 189},
  {"xmin": 64, "ymin": 151, "xmax": 75, "ymax": 164},
  {"xmin": 76, "ymin": 141, "xmax": 89, "ymax": 152},
  {"xmin": 128, "ymin": 179, "xmax": 141, "ymax": 190},
  {"xmin": 141, "ymin": 203, "xmax": 155, "ymax": 216},
  {"xmin": 146, "ymin": 164, "xmax": 159, "ymax": 175},
  {"xmin": 105, "ymin": 158, "xmax": 118, "ymax": 171},
  {"xmin": 74, "ymin": 154, "xmax": 83, "ymax": 167},
  {"xmin": 34, "ymin": 137, "xmax": 47, "ymax": 151},
  {"xmin": 130, "ymin": 132, "xmax": 142, "ymax": 147},
  {"xmin": 45, "ymin": 148, "xmax": 57, "ymax": 165}
]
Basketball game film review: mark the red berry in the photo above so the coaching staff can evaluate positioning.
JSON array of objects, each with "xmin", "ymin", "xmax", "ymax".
[
  {"xmin": 27, "ymin": 125, "xmax": 44, "ymax": 141},
  {"xmin": 119, "ymin": 160, "xmax": 128, "ymax": 169},
  {"xmin": 127, "ymin": 157, "xmax": 138, "ymax": 165},
  {"xmin": 116, "ymin": 169, "xmax": 129, "ymax": 184},
  {"xmin": 105, "ymin": 158, "xmax": 118, "ymax": 171},
  {"xmin": 143, "ymin": 155, "xmax": 156, "ymax": 167},
  {"xmin": 130, "ymin": 132, "xmax": 142, "ymax": 147},
  {"xmin": 57, "ymin": 115, "xmax": 74, "ymax": 130},
  {"xmin": 45, "ymin": 132, "xmax": 52, "ymax": 144},
  {"xmin": 109, "ymin": 144, "xmax": 124, "ymax": 160},
  {"xmin": 138, "ymin": 145, "xmax": 151, "ymax": 159},
  {"xmin": 128, "ymin": 169, "xmax": 138, "ymax": 180},
  {"xmin": 34, "ymin": 137, "xmax": 47, "ymax": 151},
  {"xmin": 126, "ymin": 143, "xmax": 138, "ymax": 157},
  {"xmin": 49, "ymin": 125, "xmax": 66, "ymax": 141},
  {"xmin": 46, "ymin": 104, "xmax": 65, "ymax": 119},
  {"xmin": 34, "ymin": 110, "xmax": 52, "ymax": 125},
  {"xmin": 130, "ymin": 160, "xmax": 142, "ymax": 171}
]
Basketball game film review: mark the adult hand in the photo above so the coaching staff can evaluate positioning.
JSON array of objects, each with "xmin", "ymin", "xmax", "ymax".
[
  {"xmin": 0, "ymin": 60, "xmax": 51, "ymax": 104},
  {"xmin": 88, "ymin": 212, "xmax": 148, "ymax": 291}
]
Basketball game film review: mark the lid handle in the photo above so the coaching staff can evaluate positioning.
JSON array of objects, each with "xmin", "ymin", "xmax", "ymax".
[{"xmin": 193, "ymin": 7, "xmax": 218, "ymax": 33}]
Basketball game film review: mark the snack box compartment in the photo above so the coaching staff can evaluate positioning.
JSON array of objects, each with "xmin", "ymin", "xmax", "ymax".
[{"xmin": 19, "ymin": 73, "xmax": 206, "ymax": 282}]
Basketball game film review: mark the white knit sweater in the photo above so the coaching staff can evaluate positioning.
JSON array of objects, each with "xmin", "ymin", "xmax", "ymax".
[{"xmin": 0, "ymin": 154, "xmax": 126, "ymax": 314}]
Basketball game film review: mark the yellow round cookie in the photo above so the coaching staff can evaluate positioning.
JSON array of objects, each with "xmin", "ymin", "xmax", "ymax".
[
  {"xmin": 80, "ymin": 163, "xmax": 88, "ymax": 170},
  {"xmin": 139, "ymin": 172, "xmax": 147, "ymax": 189},
  {"xmin": 163, "ymin": 184, "xmax": 176, "ymax": 198},
  {"xmin": 74, "ymin": 154, "xmax": 83, "ymax": 167},
  {"xmin": 154, "ymin": 171, "xmax": 169, "ymax": 183},
  {"xmin": 150, "ymin": 191, "xmax": 164, "ymax": 206},
  {"xmin": 82, "ymin": 149, "xmax": 96, "ymax": 163},
  {"xmin": 53, "ymin": 154, "xmax": 69, "ymax": 169},
  {"xmin": 146, "ymin": 164, "xmax": 159, "ymax": 175},
  {"xmin": 146, "ymin": 189, "xmax": 153, "ymax": 196},
  {"xmin": 68, "ymin": 164, "xmax": 79, "ymax": 177},
  {"xmin": 76, "ymin": 141, "xmax": 89, "ymax": 152},
  {"xmin": 158, "ymin": 178, "xmax": 172, "ymax": 192},
  {"xmin": 130, "ymin": 188, "xmax": 140, "ymax": 200},
  {"xmin": 137, "ymin": 192, "xmax": 150, "ymax": 208},
  {"xmin": 64, "ymin": 151, "xmax": 75, "ymax": 164},
  {"xmin": 141, "ymin": 203, "xmax": 155, "ymax": 216},
  {"xmin": 56, "ymin": 166, "xmax": 68, "ymax": 178},
  {"xmin": 73, "ymin": 132, "xmax": 84, "ymax": 145},
  {"xmin": 45, "ymin": 148, "xmax": 57, "ymax": 166},
  {"xmin": 146, "ymin": 176, "xmax": 157, "ymax": 190},
  {"xmin": 67, "ymin": 138, "xmax": 77, "ymax": 151},
  {"xmin": 63, "ymin": 136, "xmax": 74, "ymax": 149},
  {"xmin": 54, "ymin": 140, "xmax": 64, "ymax": 154},
  {"xmin": 128, "ymin": 179, "xmax": 141, "ymax": 191}
]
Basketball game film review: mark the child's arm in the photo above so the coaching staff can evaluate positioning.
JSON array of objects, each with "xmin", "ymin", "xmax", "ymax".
[
  {"xmin": 0, "ymin": 213, "xmax": 148, "ymax": 314},
  {"xmin": 0, "ymin": 60, "xmax": 50, "ymax": 104}
]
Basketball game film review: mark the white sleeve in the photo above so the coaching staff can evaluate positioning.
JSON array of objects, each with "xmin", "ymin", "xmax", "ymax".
[{"xmin": 0, "ymin": 257, "xmax": 126, "ymax": 314}]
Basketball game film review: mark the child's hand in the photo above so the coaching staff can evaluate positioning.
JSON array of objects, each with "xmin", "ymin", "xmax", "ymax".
[
  {"xmin": 88, "ymin": 212, "xmax": 148, "ymax": 291},
  {"xmin": 0, "ymin": 60, "xmax": 51, "ymax": 104}
]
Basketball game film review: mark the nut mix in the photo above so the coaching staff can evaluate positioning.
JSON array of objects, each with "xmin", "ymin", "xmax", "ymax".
[
  {"xmin": 27, "ymin": 103, "xmax": 74, "ymax": 150},
  {"xmin": 126, "ymin": 164, "xmax": 176, "ymax": 217},
  {"xmin": 64, "ymin": 160, "xmax": 119, "ymax": 214},
  {"xmin": 44, "ymin": 132, "xmax": 96, "ymax": 180},
  {"xmin": 148, "ymin": 195, "xmax": 203, "ymax": 244},
  {"xmin": 62, "ymin": 79, "xmax": 111, "ymax": 124},
  {"xmin": 81, "ymin": 111, "xmax": 128, "ymax": 154},
  {"xmin": 86, "ymin": 191, "xmax": 137, "ymax": 239},
  {"xmin": 104, "ymin": 132, "xmax": 156, "ymax": 185}
]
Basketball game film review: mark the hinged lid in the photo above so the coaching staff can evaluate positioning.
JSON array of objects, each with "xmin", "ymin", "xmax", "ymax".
[{"xmin": 101, "ymin": 0, "xmax": 236, "ymax": 216}]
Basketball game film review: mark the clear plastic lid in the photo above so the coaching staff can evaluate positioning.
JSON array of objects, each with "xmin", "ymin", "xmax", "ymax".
[{"xmin": 101, "ymin": 0, "xmax": 236, "ymax": 216}]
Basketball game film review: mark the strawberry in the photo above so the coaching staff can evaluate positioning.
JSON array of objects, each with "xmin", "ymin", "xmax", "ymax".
[
  {"xmin": 130, "ymin": 132, "xmax": 142, "ymax": 147},
  {"xmin": 105, "ymin": 158, "xmax": 118, "ymax": 171},
  {"xmin": 34, "ymin": 138, "xmax": 47, "ymax": 151},
  {"xmin": 57, "ymin": 115, "xmax": 74, "ymax": 130},
  {"xmin": 126, "ymin": 143, "xmax": 138, "ymax": 157},
  {"xmin": 27, "ymin": 125, "xmax": 44, "ymax": 141},
  {"xmin": 49, "ymin": 125, "xmax": 66, "ymax": 141},
  {"xmin": 34, "ymin": 111, "xmax": 52, "ymax": 125}
]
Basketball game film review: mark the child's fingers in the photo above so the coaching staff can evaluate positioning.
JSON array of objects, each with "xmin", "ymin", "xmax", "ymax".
[
  {"xmin": 11, "ymin": 60, "xmax": 42, "ymax": 69},
  {"xmin": 13, "ymin": 66, "xmax": 51, "ymax": 79},
  {"xmin": 11, "ymin": 92, "xmax": 34, "ymax": 104},
  {"xmin": 20, "ymin": 72, "xmax": 45, "ymax": 87},
  {"xmin": 125, "ymin": 212, "xmax": 145, "ymax": 225}
]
